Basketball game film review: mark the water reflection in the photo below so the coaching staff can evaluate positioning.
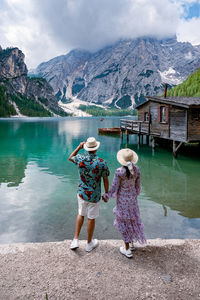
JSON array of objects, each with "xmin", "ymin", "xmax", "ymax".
[
  {"xmin": 0, "ymin": 117, "xmax": 200, "ymax": 243},
  {"xmin": 121, "ymin": 142, "xmax": 200, "ymax": 218},
  {"xmin": 0, "ymin": 157, "xmax": 27, "ymax": 187}
]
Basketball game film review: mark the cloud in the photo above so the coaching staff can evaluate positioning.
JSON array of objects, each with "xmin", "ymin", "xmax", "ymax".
[
  {"xmin": 0, "ymin": 0, "xmax": 67, "ymax": 68},
  {"xmin": 177, "ymin": 17, "xmax": 200, "ymax": 44},
  {"xmin": 35, "ymin": 0, "xmax": 180, "ymax": 51},
  {"xmin": 0, "ymin": 0, "xmax": 200, "ymax": 68}
]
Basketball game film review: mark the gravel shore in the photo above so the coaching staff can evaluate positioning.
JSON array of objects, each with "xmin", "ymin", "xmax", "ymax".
[{"xmin": 0, "ymin": 239, "xmax": 200, "ymax": 300}]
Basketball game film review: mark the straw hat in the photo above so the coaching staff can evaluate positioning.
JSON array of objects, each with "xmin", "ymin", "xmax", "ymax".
[
  {"xmin": 84, "ymin": 137, "xmax": 100, "ymax": 151},
  {"xmin": 117, "ymin": 148, "xmax": 138, "ymax": 166}
]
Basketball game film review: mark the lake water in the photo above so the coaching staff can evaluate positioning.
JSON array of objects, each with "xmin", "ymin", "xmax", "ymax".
[{"xmin": 0, "ymin": 117, "xmax": 200, "ymax": 243}]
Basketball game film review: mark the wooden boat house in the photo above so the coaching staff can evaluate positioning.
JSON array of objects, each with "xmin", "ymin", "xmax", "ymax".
[{"xmin": 120, "ymin": 96, "xmax": 200, "ymax": 157}]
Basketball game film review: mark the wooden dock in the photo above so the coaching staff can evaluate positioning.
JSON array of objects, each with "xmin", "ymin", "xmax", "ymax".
[
  {"xmin": 120, "ymin": 119, "xmax": 150, "ymax": 135},
  {"xmin": 120, "ymin": 119, "xmax": 151, "ymax": 146}
]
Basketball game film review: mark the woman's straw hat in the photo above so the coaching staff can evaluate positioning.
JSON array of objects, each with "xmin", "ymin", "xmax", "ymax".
[
  {"xmin": 117, "ymin": 148, "xmax": 138, "ymax": 166},
  {"xmin": 84, "ymin": 137, "xmax": 100, "ymax": 151}
]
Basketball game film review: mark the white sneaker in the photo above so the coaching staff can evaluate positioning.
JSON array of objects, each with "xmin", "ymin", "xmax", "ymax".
[
  {"xmin": 70, "ymin": 239, "xmax": 79, "ymax": 250},
  {"xmin": 86, "ymin": 239, "xmax": 99, "ymax": 252},
  {"xmin": 120, "ymin": 246, "xmax": 133, "ymax": 258},
  {"xmin": 129, "ymin": 242, "xmax": 135, "ymax": 251}
]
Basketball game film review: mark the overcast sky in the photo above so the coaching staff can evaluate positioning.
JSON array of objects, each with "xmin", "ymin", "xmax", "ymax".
[{"xmin": 0, "ymin": 0, "xmax": 200, "ymax": 69}]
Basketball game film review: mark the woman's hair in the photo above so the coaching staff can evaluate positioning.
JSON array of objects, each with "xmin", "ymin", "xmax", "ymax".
[{"xmin": 124, "ymin": 166, "xmax": 130, "ymax": 179}]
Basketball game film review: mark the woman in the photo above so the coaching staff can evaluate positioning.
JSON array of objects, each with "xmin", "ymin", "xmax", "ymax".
[{"xmin": 103, "ymin": 148, "xmax": 146, "ymax": 258}]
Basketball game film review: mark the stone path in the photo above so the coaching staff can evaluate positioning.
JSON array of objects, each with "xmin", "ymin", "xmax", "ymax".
[{"xmin": 0, "ymin": 239, "xmax": 200, "ymax": 300}]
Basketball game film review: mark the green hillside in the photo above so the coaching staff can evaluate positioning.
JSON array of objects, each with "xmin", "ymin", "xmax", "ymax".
[
  {"xmin": 167, "ymin": 68, "xmax": 200, "ymax": 97},
  {"xmin": 10, "ymin": 94, "xmax": 51, "ymax": 117},
  {"xmin": 0, "ymin": 85, "xmax": 16, "ymax": 117},
  {"xmin": 78, "ymin": 105, "xmax": 136, "ymax": 116}
]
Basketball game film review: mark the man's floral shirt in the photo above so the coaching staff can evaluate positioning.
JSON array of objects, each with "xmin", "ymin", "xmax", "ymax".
[{"xmin": 71, "ymin": 153, "xmax": 110, "ymax": 203}]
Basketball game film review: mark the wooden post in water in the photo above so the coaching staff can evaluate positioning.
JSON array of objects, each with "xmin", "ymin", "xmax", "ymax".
[
  {"xmin": 152, "ymin": 137, "xmax": 156, "ymax": 149},
  {"xmin": 173, "ymin": 141, "xmax": 176, "ymax": 158},
  {"xmin": 146, "ymin": 135, "xmax": 149, "ymax": 145},
  {"xmin": 138, "ymin": 134, "xmax": 141, "ymax": 145},
  {"xmin": 173, "ymin": 141, "xmax": 183, "ymax": 158},
  {"xmin": 126, "ymin": 130, "xmax": 129, "ymax": 142},
  {"xmin": 151, "ymin": 137, "xmax": 155, "ymax": 156},
  {"xmin": 120, "ymin": 130, "xmax": 123, "ymax": 140}
]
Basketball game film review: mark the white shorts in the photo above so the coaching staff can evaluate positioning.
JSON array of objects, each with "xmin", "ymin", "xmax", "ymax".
[{"xmin": 78, "ymin": 195, "xmax": 100, "ymax": 219}]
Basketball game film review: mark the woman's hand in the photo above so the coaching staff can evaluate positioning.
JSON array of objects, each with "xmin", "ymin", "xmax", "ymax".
[{"xmin": 102, "ymin": 194, "xmax": 108, "ymax": 203}]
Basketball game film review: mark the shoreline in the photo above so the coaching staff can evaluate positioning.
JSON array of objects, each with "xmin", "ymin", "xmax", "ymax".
[
  {"xmin": 0, "ymin": 115, "xmax": 130, "ymax": 120},
  {"xmin": 0, "ymin": 239, "xmax": 200, "ymax": 299},
  {"xmin": 0, "ymin": 238, "xmax": 187, "ymax": 254}
]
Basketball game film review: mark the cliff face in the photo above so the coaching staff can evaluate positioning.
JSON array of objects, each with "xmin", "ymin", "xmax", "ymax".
[
  {"xmin": 0, "ymin": 47, "xmax": 66, "ymax": 117},
  {"xmin": 36, "ymin": 49, "xmax": 91, "ymax": 100},
  {"xmin": 35, "ymin": 37, "xmax": 200, "ymax": 108},
  {"xmin": 0, "ymin": 48, "xmax": 27, "ymax": 78}
]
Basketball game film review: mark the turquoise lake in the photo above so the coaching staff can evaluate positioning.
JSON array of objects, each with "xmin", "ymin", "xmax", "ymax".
[{"xmin": 0, "ymin": 117, "xmax": 200, "ymax": 243}]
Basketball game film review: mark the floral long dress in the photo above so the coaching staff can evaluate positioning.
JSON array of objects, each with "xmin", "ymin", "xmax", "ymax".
[{"xmin": 104, "ymin": 165, "xmax": 146, "ymax": 244}]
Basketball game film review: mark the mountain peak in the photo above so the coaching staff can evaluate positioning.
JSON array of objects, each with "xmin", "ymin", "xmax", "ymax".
[
  {"xmin": 66, "ymin": 48, "xmax": 91, "ymax": 57},
  {"xmin": 0, "ymin": 47, "xmax": 27, "ymax": 79},
  {"xmin": 35, "ymin": 37, "xmax": 200, "ymax": 108}
]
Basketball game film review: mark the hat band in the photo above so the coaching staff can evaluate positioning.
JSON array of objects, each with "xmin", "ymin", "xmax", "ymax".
[{"xmin": 86, "ymin": 143, "xmax": 97, "ymax": 148}]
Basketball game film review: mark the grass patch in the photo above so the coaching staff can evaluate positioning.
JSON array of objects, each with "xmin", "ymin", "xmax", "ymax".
[{"xmin": 79, "ymin": 105, "xmax": 136, "ymax": 116}]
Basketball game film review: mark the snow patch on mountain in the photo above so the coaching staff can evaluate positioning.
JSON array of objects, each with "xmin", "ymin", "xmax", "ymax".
[
  {"xmin": 159, "ymin": 67, "xmax": 184, "ymax": 85},
  {"xmin": 58, "ymin": 96, "xmax": 105, "ymax": 116},
  {"xmin": 185, "ymin": 51, "xmax": 192, "ymax": 60},
  {"xmin": 58, "ymin": 99, "xmax": 91, "ymax": 116}
]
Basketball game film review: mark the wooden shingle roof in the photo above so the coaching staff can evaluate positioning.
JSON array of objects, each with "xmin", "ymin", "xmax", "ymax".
[{"xmin": 136, "ymin": 96, "xmax": 200, "ymax": 109}]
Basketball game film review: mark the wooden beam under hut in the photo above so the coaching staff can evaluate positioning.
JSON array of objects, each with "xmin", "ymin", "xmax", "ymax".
[
  {"xmin": 126, "ymin": 130, "xmax": 129, "ymax": 142},
  {"xmin": 173, "ymin": 141, "xmax": 183, "ymax": 158}
]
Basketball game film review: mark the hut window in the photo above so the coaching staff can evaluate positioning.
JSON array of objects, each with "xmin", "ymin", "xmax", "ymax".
[
  {"xmin": 161, "ymin": 106, "xmax": 166, "ymax": 122},
  {"xmin": 191, "ymin": 109, "xmax": 200, "ymax": 120},
  {"xmin": 144, "ymin": 112, "xmax": 149, "ymax": 121},
  {"xmin": 159, "ymin": 106, "xmax": 168, "ymax": 123}
]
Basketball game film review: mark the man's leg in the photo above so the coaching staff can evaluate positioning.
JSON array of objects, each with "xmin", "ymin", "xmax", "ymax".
[
  {"xmin": 70, "ymin": 214, "xmax": 84, "ymax": 249},
  {"xmin": 85, "ymin": 201, "xmax": 99, "ymax": 252},
  {"xmin": 74, "ymin": 214, "xmax": 84, "ymax": 239},
  {"xmin": 87, "ymin": 218, "xmax": 95, "ymax": 243}
]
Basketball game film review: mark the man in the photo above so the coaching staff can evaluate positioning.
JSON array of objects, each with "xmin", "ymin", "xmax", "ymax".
[{"xmin": 69, "ymin": 137, "xmax": 109, "ymax": 252}]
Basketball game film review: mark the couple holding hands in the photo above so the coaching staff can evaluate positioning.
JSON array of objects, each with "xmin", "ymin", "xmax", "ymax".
[{"xmin": 68, "ymin": 137, "xmax": 146, "ymax": 258}]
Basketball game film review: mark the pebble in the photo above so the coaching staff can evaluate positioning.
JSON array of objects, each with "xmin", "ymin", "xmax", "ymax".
[{"xmin": 96, "ymin": 271, "xmax": 102, "ymax": 277}]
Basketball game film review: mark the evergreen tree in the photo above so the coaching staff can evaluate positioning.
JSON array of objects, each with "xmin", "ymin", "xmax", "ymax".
[
  {"xmin": 167, "ymin": 68, "xmax": 200, "ymax": 97},
  {"xmin": 0, "ymin": 85, "xmax": 16, "ymax": 117}
]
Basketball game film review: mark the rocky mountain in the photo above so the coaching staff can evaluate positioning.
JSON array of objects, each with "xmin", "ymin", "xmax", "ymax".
[
  {"xmin": 35, "ymin": 37, "xmax": 200, "ymax": 109},
  {"xmin": 0, "ymin": 47, "xmax": 67, "ymax": 117}
]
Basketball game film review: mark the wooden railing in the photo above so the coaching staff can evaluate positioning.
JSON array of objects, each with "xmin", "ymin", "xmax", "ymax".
[{"xmin": 120, "ymin": 119, "xmax": 150, "ymax": 134}]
